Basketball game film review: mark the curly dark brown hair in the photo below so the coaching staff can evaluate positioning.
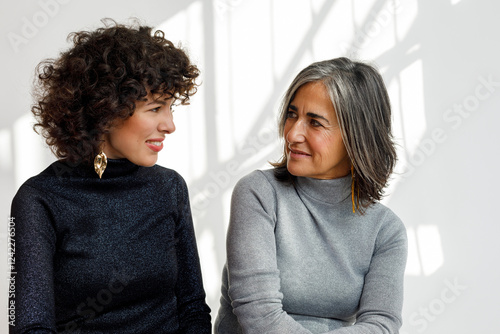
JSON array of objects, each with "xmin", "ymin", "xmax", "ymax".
[{"xmin": 32, "ymin": 19, "xmax": 200, "ymax": 165}]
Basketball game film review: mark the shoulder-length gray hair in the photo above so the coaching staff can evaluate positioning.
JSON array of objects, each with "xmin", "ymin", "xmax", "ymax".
[{"xmin": 272, "ymin": 57, "xmax": 396, "ymax": 210}]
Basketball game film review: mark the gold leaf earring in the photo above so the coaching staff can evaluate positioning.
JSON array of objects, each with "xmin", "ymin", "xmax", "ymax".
[
  {"xmin": 351, "ymin": 164, "xmax": 358, "ymax": 213},
  {"xmin": 94, "ymin": 151, "xmax": 107, "ymax": 179}
]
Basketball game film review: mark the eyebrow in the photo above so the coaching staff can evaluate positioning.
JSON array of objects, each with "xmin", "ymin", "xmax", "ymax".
[
  {"xmin": 146, "ymin": 96, "xmax": 173, "ymax": 106},
  {"xmin": 288, "ymin": 104, "xmax": 331, "ymax": 124},
  {"xmin": 147, "ymin": 100, "xmax": 167, "ymax": 106}
]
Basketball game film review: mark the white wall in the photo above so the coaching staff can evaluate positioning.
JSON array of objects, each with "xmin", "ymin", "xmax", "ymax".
[{"xmin": 1, "ymin": 0, "xmax": 499, "ymax": 333}]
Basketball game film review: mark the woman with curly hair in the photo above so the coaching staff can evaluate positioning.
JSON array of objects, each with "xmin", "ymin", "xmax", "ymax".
[
  {"xmin": 10, "ymin": 20, "xmax": 211, "ymax": 334},
  {"xmin": 215, "ymin": 58, "xmax": 407, "ymax": 334}
]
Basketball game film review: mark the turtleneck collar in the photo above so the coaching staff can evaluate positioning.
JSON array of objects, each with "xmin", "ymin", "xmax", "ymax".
[
  {"xmin": 295, "ymin": 174, "xmax": 352, "ymax": 205},
  {"xmin": 55, "ymin": 158, "xmax": 140, "ymax": 179},
  {"xmin": 99, "ymin": 158, "xmax": 140, "ymax": 178}
]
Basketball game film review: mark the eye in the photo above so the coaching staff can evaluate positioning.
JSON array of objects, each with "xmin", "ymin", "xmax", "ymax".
[
  {"xmin": 285, "ymin": 110, "xmax": 297, "ymax": 119},
  {"xmin": 311, "ymin": 119, "xmax": 323, "ymax": 127},
  {"xmin": 150, "ymin": 107, "xmax": 161, "ymax": 113}
]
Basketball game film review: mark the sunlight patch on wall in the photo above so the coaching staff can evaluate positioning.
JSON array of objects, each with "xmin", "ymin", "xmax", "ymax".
[
  {"xmin": 394, "ymin": 0, "xmax": 418, "ymax": 41},
  {"xmin": 406, "ymin": 225, "xmax": 444, "ymax": 276},
  {"xmin": 383, "ymin": 51, "xmax": 424, "ymax": 200},
  {"xmin": 399, "ymin": 58, "xmax": 426, "ymax": 157},
  {"xmin": 0, "ymin": 128, "xmax": 12, "ymax": 171},
  {"xmin": 405, "ymin": 227, "xmax": 422, "ymax": 276},
  {"xmin": 270, "ymin": 0, "xmax": 314, "ymax": 80},
  {"xmin": 352, "ymin": 0, "xmax": 402, "ymax": 59},
  {"xmin": 314, "ymin": 0, "xmax": 353, "ymax": 59},
  {"xmin": 13, "ymin": 113, "xmax": 48, "ymax": 188},
  {"xmin": 213, "ymin": 1, "xmax": 236, "ymax": 163},
  {"xmin": 197, "ymin": 230, "xmax": 219, "ymax": 302},
  {"xmin": 225, "ymin": 0, "xmax": 275, "ymax": 146}
]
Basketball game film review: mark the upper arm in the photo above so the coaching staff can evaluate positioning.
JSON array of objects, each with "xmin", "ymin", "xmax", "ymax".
[
  {"xmin": 225, "ymin": 171, "xmax": 311, "ymax": 334},
  {"xmin": 226, "ymin": 171, "xmax": 279, "ymax": 270},
  {"xmin": 172, "ymin": 174, "xmax": 211, "ymax": 333},
  {"xmin": 10, "ymin": 184, "xmax": 57, "ymax": 333}
]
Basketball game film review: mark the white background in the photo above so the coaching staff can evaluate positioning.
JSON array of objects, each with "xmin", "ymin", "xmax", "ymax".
[{"xmin": 1, "ymin": 0, "xmax": 499, "ymax": 333}]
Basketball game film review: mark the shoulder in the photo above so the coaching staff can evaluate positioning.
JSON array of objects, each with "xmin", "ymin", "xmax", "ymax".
[
  {"xmin": 234, "ymin": 168, "xmax": 285, "ymax": 193},
  {"xmin": 366, "ymin": 203, "xmax": 407, "ymax": 248},
  {"xmin": 12, "ymin": 181, "xmax": 39, "ymax": 211},
  {"xmin": 12, "ymin": 162, "xmax": 60, "ymax": 202},
  {"xmin": 10, "ymin": 164, "xmax": 61, "ymax": 235},
  {"xmin": 369, "ymin": 203, "xmax": 403, "ymax": 223},
  {"xmin": 232, "ymin": 169, "xmax": 287, "ymax": 201},
  {"xmin": 145, "ymin": 164, "xmax": 187, "ymax": 187},
  {"xmin": 231, "ymin": 169, "xmax": 290, "ymax": 214},
  {"xmin": 146, "ymin": 165, "xmax": 191, "ymax": 205},
  {"xmin": 232, "ymin": 169, "xmax": 274, "ymax": 199},
  {"xmin": 147, "ymin": 164, "xmax": 183, "ymax": 178}
]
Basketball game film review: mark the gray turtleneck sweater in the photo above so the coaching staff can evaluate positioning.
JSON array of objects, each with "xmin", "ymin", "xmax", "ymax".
[{"xmin": 215, "ymin": 169, "xmax": 407, "ymax": 334}]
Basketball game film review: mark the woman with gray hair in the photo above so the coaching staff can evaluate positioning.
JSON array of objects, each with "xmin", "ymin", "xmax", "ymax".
[{"xmin": 215, "ymin": 57, "xmax": 407, "ymax": 333}]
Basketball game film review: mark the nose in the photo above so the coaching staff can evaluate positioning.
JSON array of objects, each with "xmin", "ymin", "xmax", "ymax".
[
  {"xmin": 285, "ymin": 119, "xmax": 305, "ymax": 144},
  {"xmin": 159, "ymin": 110, "xmax": 176, "ymax": 134}
]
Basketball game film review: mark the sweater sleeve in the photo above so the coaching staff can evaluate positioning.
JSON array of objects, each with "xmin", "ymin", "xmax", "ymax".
[
  {"xmin": 331, "ymin": 211, "xmax": 408, "ymax": 334},
  {"xmin": 225, "ymin": 171, "xmax": 407, "ymax": 334},
  {"xmin": 9, "ymin": 184, "xmax": 57, "ymax": 334},
  {"xmin": 226, "ymin": 171, "xmax": 314, "ymax": 334},
  {"xmin": 174, "ymin": 175, "xmax": 212, "ymax": 333}
]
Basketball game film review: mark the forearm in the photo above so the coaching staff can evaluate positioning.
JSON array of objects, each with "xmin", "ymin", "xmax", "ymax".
[
  {"xmin": 330, "ymin": 215, "xmax": 407, "ymax": 334},
  {"xmin": 229, "ymin": 269, "xmax": 313, "ymax": 334}
]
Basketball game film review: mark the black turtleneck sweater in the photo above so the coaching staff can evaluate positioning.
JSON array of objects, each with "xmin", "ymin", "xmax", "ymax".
[{"xmin": 10, "ymin": 159, "xmax": 211, "ymax": 334}]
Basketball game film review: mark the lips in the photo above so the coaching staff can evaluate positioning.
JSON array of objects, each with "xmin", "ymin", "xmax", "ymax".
[
  {"xmin": 145, "ymin": 138, "xmax": 164, "ymax": 152},
  {"xmin": 288, "ymin": 147, "xmax": 311, "ymax": 158}
]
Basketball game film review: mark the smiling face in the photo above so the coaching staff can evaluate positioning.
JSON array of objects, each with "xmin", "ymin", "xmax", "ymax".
[
  {"xmin": 284, "ymin": 81, "xmax": 351, "ymax": 179},
  {"xmin": 102, "ymin": 93, "xmax": 176, "ymax": 166}
]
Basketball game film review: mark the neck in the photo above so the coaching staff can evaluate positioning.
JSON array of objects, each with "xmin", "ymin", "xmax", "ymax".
[{"xmin": 295, "ymin": 174, "xmax": 352, "ymax": 205}]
